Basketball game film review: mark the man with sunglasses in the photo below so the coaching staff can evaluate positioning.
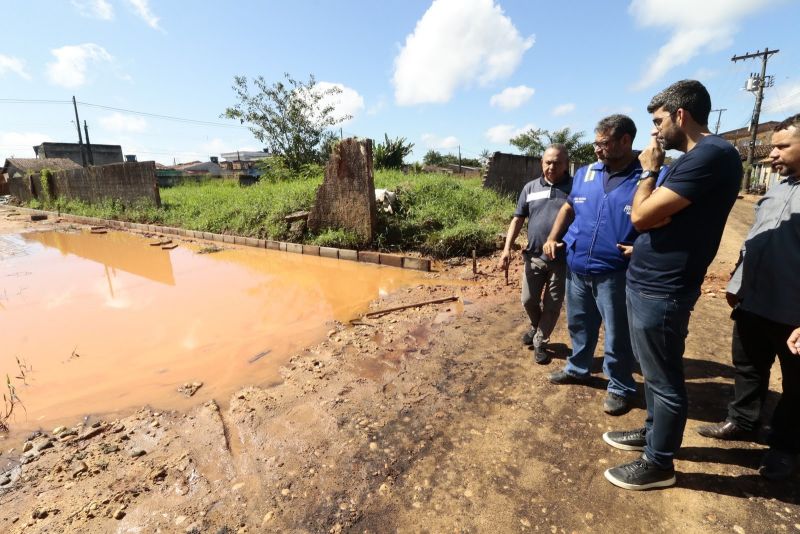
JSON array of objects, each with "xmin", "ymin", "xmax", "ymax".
[
  {"xmin": 544, "ymin": 115, "xmax": 657, "ymax": 416},
  {"xmin": 603, "ymin": 80, "xmax": 742, "ymax": 490}
]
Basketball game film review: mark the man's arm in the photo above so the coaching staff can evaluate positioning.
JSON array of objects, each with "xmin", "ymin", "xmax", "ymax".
[
  {"xmin": 543, "ymin": 202, "xmax": 575, "ymax": 260},
  {"xmin": 633, "ymin": 135, "xmax": 690, "ymax": 231},
  {"xmin": 497, "ymin": 216, "xmax": 525, "ymax": 271}
]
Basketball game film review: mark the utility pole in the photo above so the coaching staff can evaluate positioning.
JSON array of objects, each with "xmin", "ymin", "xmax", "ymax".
[
  {"xmin": 72, "ymin": 95, "xmax": 87, "ymax": 167},
  {"xmin": 731, "ymin": 47, "xmax": 778, "ymax": 190},
  {"xmin": 711, "ymin": 108, "xmax": 727, "ymax": 134},
  {"xmin": 83, "ymin": 120, "xmax": 94, "ymax": 165}
]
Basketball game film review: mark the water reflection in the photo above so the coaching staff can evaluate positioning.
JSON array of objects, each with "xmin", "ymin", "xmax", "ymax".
[{"xmin": 0, "ymin": 229, "xmax": 423, "ymax": 437}]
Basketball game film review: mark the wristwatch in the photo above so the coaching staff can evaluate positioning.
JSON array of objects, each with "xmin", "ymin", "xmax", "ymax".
[{"xmin": 640, "ymin": 169, "xmax": 660, "ymax": 179}]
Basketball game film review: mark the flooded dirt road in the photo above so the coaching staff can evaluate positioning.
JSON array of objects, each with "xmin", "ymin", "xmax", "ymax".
[
  {"xmin": 1, "ymin": 226, "xmax": 422, "ymax": 439},
  {"xmin": 0, "ymin": 201, "xmax": 798, "ymax": 534}
]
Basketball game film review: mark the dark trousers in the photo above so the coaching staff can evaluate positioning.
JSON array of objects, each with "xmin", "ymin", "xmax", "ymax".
[
  {"xmin": 728, "ymin": 308, "xmax": 800, "ymax": 453},
  {"xmin": 626, "ymin": 286, "xmax": 699, "ymax": 470}
]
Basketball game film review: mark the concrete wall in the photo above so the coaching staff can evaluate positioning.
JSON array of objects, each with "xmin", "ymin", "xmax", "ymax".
[
  {"xmin": 308, "ymin": 138, "xmax": 376, "ymax": 244},
  {"xmin": 482, "ymin": 152, "xmax": 542, "ymax": 197},
  {"xmin": 9, "ymin": 162, "xmax": 160, "ymax": 206},
  {"xmin": 37, "ymin": 143, "xmax": 124, "ymax": 166}
]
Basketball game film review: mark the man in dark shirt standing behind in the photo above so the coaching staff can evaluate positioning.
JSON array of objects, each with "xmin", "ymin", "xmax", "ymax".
[
  {"xmin": 602, "ymin": 80, "xmax": 743, "ymax": 490},
  {"xmin": 498, "ymin": 145, "xmax": 572, "ymax": 364}
]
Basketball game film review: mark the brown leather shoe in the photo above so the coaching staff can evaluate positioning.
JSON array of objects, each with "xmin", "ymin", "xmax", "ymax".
[{"xmin": 696, "ymin": 420, "xmax": 756, "ymax": 441}]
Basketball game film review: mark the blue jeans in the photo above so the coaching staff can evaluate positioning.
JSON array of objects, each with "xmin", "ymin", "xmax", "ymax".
[
  {"xmin": 564, "ymin": 269, "xmax": 636, "ymax": 397},
  {"xmin": 626, "ymin": 286, "xmax": 699, "ymax": 470}
]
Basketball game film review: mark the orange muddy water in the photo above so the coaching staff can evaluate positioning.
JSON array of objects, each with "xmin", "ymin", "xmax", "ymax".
[{"xmin": 0, "ymin": 229, "xmax": 423, "ymax": 437}]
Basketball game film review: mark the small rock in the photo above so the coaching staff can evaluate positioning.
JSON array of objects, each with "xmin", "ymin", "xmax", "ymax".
[
  {"xmin": 22, "ymin": 441, "xmax": 33, "ymax": 453},
  {"xmin": 100, "ymin": 443, "xmax": 120, "ymax": 454},
  {"xmin": 53, "ymin": 426, "xmax": 66, "ymax": 435},
  {"xmin": 130, "ymin": 449, "xmax": 146, "ymax": 458},
  {"xmin": 280, "ymin": 488, "xmax": 290, "ymax": 496},
  {"xmin": 262, "ymin": 511, "xmax": 274, "ymax": 525},
  {"xmin": 232, "ymin": 482, "xmax": 245, "ymax": 492},
  {"xmin": 35, "ymin": 439, "xmax": 54, "ymax": 452},
  {"xmin": 32, "ymin": 508, "xmax": 49, "ymax": 519},
  {"xmin": 520, "ymin": 518, "xmax": 531, "ymax": 527},
  {"xmin": 113, "ymin": 507, "xmax": 126, "ymax": 520},
  {"xmin": 71, "ymin": 461, "xmax": 88, "ymax": 478},
  {"xmin": 175, "ymin": 515, "xmax": 188, "ymax": 525},
  {"xmin": 733, "ymin": 527, "xmax": 746, "ymax": 534},
  {"xmin": 369, "ymin": 442, "xmax": 378, "ymax": 451},
  {"xmin": 463, "ymin": 489, "xmax": 473, "ymax": 498}
]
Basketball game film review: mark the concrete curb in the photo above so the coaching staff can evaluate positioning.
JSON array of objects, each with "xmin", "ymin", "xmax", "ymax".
[{"xmin": 7, "ymin": 206, "xmax": 432, "ymax": 272}]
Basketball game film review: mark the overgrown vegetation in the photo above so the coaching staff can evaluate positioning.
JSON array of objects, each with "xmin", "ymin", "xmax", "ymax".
[
  {"xmin": 422, "ymin": 150, "xmax": 484, "ymax": 168},
  {"xmin": 27, "ymin": 171, "xmax": 514, "ymax": 258},
  {"xmin": 373, "ymin": 134, "xmax": 414, "ymax": 170}
]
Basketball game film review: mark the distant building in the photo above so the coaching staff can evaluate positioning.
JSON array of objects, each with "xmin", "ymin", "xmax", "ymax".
[
  {"xmin": 719, "ymin": 121, "xmax": 780, "ymax": 192},
  {"xmin": 220, "ymin": 150, "xmax": 270, "ymax": 162},
  {"xmin": 34, "ymin": 142, "xmax": 124, "ymax": 166}
]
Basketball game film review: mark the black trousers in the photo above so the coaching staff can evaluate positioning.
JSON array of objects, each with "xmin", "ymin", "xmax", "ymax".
[{"xmin": 728, "ymin": 308, "xmax": 800, "ymax": 453}]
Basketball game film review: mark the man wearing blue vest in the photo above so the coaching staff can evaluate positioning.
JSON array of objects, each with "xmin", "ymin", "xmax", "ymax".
[
  {"xmin": 603, "ymin": 80, "xmax": 742, "ymax": 490},
  {"xmin": 543, "ymin": 115, "xmax": 648, "ymax": 416},
  {"xmin": 498, "ymin": 144, "xmax": 572, "ymax": 364}
]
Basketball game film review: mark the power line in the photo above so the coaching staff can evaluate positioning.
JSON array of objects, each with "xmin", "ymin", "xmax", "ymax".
[{"xmin": 0, "ymin": 97, "xmax": 250, "ymax": 130}]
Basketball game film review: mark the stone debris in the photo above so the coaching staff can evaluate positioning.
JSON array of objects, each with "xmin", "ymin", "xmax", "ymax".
[{"xmin": 178, "ymin": 381, "xmax": 204, "ymax": 397}]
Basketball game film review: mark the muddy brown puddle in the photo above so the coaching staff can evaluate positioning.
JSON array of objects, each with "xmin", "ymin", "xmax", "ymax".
[{"xmin": 0, "ymin": 229, "xmax": 424, "ymax": 439}]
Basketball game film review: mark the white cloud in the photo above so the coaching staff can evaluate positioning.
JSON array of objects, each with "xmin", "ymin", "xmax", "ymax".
[
  {"xmin": 692, "ymin": 67, "xmax": 718, "ymax": 81},
  {"xmin": 98, "ymin": 112, "xmax": 147, "ymax": 133},
  {"xmin": 0, "ymin": 54, "xmax": 31, "ymax": 80},
  {"xmin": 393, "ymin": 0, "xmax": 534, "ymax": 105},
  {"xmin": 421, "ymin": 133, "xmax": 459, "ymax": 150},
  {"xmin": 126, "ymin": 0, "xmax": 161, "ymax": 30},
  {"xmin": 764, "ymin": 81, "xmax": 800, "ymax": 115},
  {"xmin": 484, "ymin": 123, "xmax": 536, "ymax": 144},
  {"xmin": 314, "ymin": 82, "xmax": 365, "ymax": 125},
  {"xmin": 0, "ymin": 132, "xmax": 52, "ymax": 158},
  {"xmin": 46, "ymin": 43, "xmax": 113, "ymax": 88},
  {"xmin": 628, "ymin": 0, "xmax": 778, "ymax": 90},
  {"xmin": 71, "ymin": 0, "xmax": 113, "ymax": 19},
  {"xmin": 597, "ymin": 105, "xmax": 635, "ymax": 115},
  {"xmin": 367, "ymin": 96, "xmax": 387, "ymax": 116},
  {"xmin": 552, "ymin": 103, "xmax": 576, "ymax": 116},
  {"xmin": 490, "ymin": 85, "xmax": 535, "ymax": 110}
]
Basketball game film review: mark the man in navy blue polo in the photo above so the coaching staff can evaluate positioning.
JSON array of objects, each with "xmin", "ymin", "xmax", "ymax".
[
  {"xmin": 543, "ymin": 115, "xmax": 652, "ymax": 416},
  {"xmin": 603, "ymin": 80, "xmax": 742, "ymax": 490}
]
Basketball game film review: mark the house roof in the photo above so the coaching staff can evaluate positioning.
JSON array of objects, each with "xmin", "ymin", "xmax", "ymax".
[
  {"xmin": 720, "ymin": 121, "xmax": 779, "ymax": 139},
  {"xmin": 2, "ymin": 158, "xmax": 82, "ymax": 175}
]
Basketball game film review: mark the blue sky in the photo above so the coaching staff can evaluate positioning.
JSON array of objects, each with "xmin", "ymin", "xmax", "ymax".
[{"xmin": 2, "ymin": 0, "xmax": 799, "ymax": 165}]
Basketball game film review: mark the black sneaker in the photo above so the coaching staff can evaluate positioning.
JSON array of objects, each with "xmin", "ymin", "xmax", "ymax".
[
  {"xmin": 759, "ymin": 449, "xmax": 798, "ymax": 481},
  {"xmin": 603, "ymin": 393, "xmax": 633, "ymax": 416},
  {"xmin": 521, "ymin": 328, "xmax": 536, "ymax": 345},
  {"xmin": 534, "ymin": 344, "xmax": 551, "ymax": 365},
  {"xmin": 548, "ymin": 369, "xmax": 589, "ymax": 385},
  {"xmin": 602, "ymin": 428, "xmax": 646, "ymax": 451},
  {"xmin": 604, "ymin": 457, "xmax": 676, "ymax": 490}
]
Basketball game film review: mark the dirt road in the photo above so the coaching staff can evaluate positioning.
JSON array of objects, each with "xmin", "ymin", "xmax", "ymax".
[{"xmin": 1, "ymin": 199, "xmax": 798, "ymax": 533}]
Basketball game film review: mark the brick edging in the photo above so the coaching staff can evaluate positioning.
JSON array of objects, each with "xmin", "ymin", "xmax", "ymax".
[{"xmin": 6, "ymin": 207, "xmax": 432, "ymax": 272}]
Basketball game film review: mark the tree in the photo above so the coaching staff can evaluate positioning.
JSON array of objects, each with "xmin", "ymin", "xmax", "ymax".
[
  {"xmin": 374, "ymin": 134, "xmax": 414, "ymax": 169},
  {"xmin": 222, "ymin": 73, "xmax": 350, "ymax": 171},
  {"xmin": 509, "ymin": 127, "xmax": 595, "ymax": 164},
  {"xmin": 423, "ymin": 150, "xmax": 445, "ymax": 166}
]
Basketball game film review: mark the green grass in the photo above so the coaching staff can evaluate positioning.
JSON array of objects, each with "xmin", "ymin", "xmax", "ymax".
[{"xmin": 28, "ymin": 172, "xmax": 515, "ymax": 258}]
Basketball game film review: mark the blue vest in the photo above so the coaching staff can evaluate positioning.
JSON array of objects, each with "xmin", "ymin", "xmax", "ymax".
[{"xmin": 563, "ymin": 162, "xmax": 639, "ymax": 275}]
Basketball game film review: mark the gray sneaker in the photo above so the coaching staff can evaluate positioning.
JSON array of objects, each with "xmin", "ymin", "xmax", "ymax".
[
  {"xmin": 604, "ymin": 456, "xmax": 676, "ymax": 490},
  {"xmin": 603, "ymin": 428, "xmax": 646, "ymax": 451}
]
